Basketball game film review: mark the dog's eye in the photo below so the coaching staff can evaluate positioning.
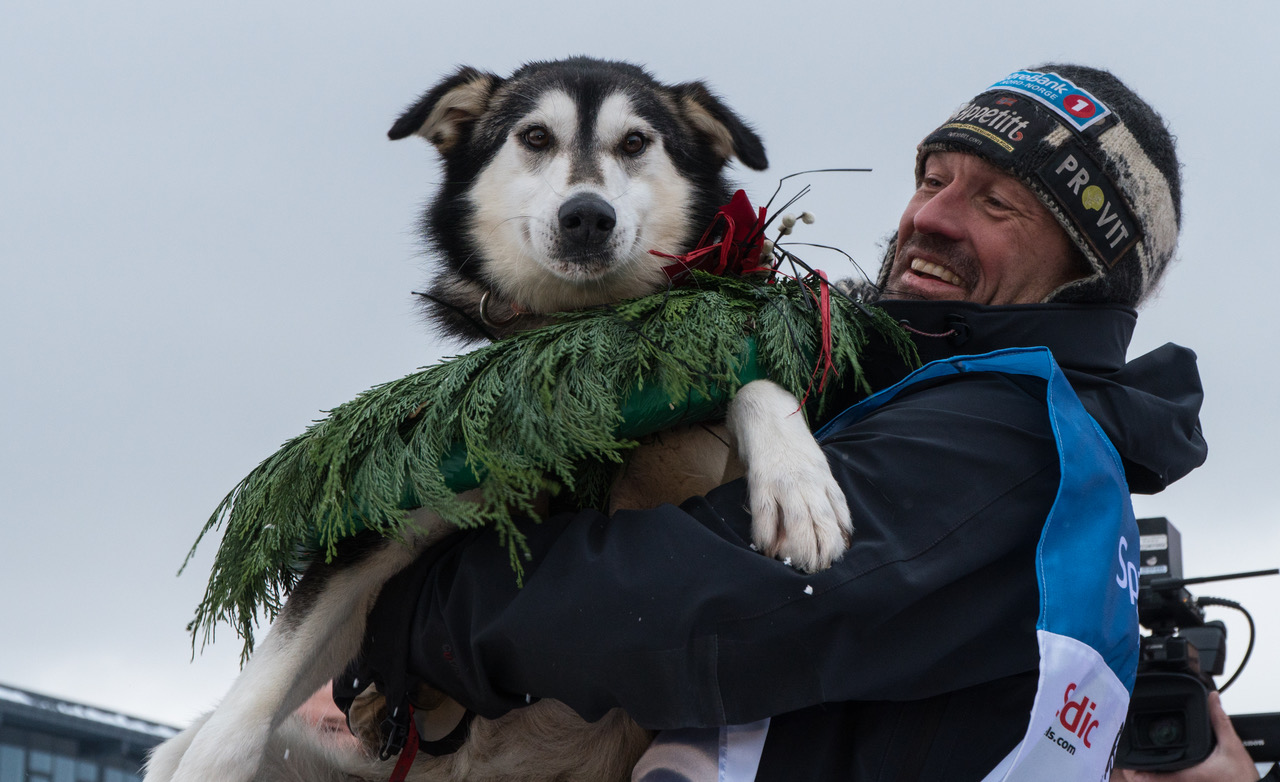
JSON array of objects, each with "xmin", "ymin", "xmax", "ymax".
[
  {"xmin": 521, "ymin": 126, "xmax": 551, "ymax": 150},
  {"xmin": 621, "ymin": 132, "xmax": 647, "ymax": 156}
]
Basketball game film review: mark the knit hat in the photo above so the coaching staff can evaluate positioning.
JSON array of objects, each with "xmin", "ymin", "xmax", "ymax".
[{"xmin": 879, "ymin": 64, "xmax": 1181, "ymax": 306}]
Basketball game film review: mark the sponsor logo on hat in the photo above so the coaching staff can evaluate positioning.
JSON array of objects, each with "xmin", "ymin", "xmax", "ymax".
[
  {"xmin": 985, "ymin": 70, "xmax": 1112, "ymax": 132},
  {"xmin": 1037, "ymin": 142, "xmax": 1141, "ymax": 268},
  {"xmin": 921, "ymin": 92, "xmax": 1056, "ymax": 166},
  {"xmin": 1064, "ymin": 94, "xmax": 1098, "ymax": 119},
  {"xmin": 946, "ymin": 101, "xmax": 1033, "ymax": 147}
]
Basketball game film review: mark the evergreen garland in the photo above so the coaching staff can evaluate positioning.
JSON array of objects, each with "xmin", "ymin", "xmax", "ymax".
[{"xmin": 183, "ymin": 272, "xmax": 916, "ymax": 657}]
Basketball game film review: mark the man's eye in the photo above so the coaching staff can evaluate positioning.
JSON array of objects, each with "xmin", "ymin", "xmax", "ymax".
[
  {"xmin": 986, "ymin": 192, "xmax": 1018, "ymax": 211},
  {"xmin": 521, "ymin": 126, "xmax": 551, "ymax": 150}
]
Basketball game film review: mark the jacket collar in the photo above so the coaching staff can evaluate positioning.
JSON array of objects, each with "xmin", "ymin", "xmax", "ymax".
[
  {"xmin": 877, "ymin": 300, "xmax": 1137, "ymax": 374},
  {"xmin": 871, "ymin": 299, "xmax": 1204, "ymax": 495}
]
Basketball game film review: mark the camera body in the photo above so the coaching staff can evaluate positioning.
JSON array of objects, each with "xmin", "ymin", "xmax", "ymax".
[
  {"xmin": 1115, "ymin": 518, "xmax": 1226, "ymax": 771},
  {"xmin": 1117, "ymin": 628, "xmax": 1225, "ymax": 769}
]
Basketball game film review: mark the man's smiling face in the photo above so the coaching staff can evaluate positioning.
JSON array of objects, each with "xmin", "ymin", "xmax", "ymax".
[{"xmin": 882, "ymin": 151, "xmax": 1085, "ymax": 305}]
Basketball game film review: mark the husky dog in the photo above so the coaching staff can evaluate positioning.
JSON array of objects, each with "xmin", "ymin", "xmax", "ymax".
[{"xmin": 145, "ymin": 57, "xmax": 852, "ymax": 782}]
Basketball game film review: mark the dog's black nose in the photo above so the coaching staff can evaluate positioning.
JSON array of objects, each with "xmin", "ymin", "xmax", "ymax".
[{"xmin": 558, "ymin": 194, "xmax": 616, "ymax": 247}]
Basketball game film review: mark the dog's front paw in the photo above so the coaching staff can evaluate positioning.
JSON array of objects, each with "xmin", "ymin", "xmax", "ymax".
[
  {"xmin": 728, "ymin": 380, "xmax": 853, "ymax": 573},
  {"xmin": 747, "ymin": 453, "xmax": 852, "ymax": 573}
]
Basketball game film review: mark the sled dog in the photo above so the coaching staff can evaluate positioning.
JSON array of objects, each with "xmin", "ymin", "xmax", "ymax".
[{"xmin": 145, "ymin": 57, "xmax": 851, "ymax": 782}]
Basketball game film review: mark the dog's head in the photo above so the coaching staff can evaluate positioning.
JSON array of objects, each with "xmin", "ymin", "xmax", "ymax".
[{"xmin": 390, "ymin": 57, "xmax": 768, "ymax": 341}]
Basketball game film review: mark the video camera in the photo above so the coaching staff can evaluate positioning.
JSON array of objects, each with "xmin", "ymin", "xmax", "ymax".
[{"xmin": 1115, "ymin": 517, "xmax": 1279, "ymax": 771}]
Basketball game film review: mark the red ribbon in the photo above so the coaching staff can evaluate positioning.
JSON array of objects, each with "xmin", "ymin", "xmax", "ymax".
[
  {"xmin": 651, "ymin": 189, "xmax": 769, "ymax": 282},
  {"xmin": 797, "ymin": 269, "xmax": 837, "ymax": 407},
  {"xmin": 650, "ymin": 189, "xmax": 839, "ymax": 404}
]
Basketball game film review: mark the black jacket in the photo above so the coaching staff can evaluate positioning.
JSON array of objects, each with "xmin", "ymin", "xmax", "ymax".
[{"xmin": 348, "ymin": 300, "xmax": 1207, "ymax": 780}]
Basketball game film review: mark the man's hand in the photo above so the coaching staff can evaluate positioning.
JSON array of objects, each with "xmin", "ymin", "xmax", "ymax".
[{"xmin": 1112, "ymin": 692, "xmax": 1260, "ymax": 781}]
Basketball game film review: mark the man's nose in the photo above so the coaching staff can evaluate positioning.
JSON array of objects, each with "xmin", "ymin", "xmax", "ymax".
[{"xmin": 911, "ymin": 185, "xmax": 968, "ymax": 241}]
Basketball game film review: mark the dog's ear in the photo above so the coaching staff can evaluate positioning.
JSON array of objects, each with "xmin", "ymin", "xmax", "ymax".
[
  {"xmin": 388, "ymin": 66, "xmax": 502, "ymax": 151},
  {"xmin": 672, "ymin": 82, "xmax": 768, "ymax": 171}
]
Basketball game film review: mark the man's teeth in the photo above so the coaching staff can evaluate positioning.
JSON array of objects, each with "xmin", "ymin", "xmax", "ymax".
[{"xmin": 910, "ymin": 258, "xmax": 962, "ymax": 286}]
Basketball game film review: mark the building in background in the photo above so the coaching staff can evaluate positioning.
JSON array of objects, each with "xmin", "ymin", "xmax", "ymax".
[{"xmin": 0, "ymin": 683, "xmax": 175, "ymax": 782}]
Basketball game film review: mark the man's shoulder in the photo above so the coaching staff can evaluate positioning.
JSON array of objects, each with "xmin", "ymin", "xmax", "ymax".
[{"xmin": 854, "ymin": 360, "xmax": 1053, "ymax": 431}]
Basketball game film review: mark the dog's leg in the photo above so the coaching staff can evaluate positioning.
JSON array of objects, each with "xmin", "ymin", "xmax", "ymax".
[
  {"xmin": 150, "ymin": 508, "xmax": 454, "ymax": 782},
  {"xmin": 608, "ymin": 423, "xmax": 735, "ymax": 512},
  {"xmin": 153, "ymin": 710, "xmax": 402, "ymax": 782},
  {"xmin": 726, "ymin": 379, "xmax": 852, "ymax": 573},
  {"xmin": 144, "ymin": 712, "xmax": 210, "ymax": 781}
]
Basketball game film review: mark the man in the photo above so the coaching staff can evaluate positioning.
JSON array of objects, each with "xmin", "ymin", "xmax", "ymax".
[{"xmin": 343, "ymin": 65, "xmax": 1207, "ymax": 780}]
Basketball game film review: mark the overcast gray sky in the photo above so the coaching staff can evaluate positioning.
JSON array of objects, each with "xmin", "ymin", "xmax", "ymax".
[{"xmin": 3, "ymin": 0, "xmax": 1278, "ymax": 729}]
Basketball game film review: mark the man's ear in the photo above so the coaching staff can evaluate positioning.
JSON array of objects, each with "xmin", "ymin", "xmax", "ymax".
[
  {"xmin": 671, "ymin": 81, "xmax": 768, "ymax": 171},
  {"xmin": 387, "ymin": 66, "xmax": 502, "ymax": 151}
]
